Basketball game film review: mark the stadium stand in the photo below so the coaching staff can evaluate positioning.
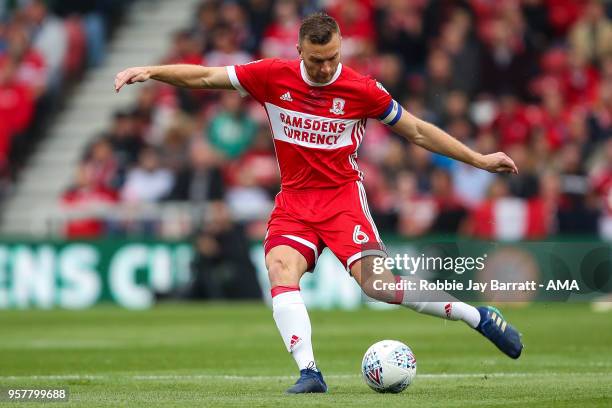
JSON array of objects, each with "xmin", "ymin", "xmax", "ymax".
[
  {"xmin": 0, "ymin": 0, "xmax": 132, "ymax": 197},
  {"xmin": 0, "ymin": 0, "xmax": 199, "ymax": 234}
]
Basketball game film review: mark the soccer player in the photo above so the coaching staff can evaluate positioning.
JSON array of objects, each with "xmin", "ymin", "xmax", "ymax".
[{"xmin": 115, "ymin": 13, "xmax": 523, "ymax": 394}]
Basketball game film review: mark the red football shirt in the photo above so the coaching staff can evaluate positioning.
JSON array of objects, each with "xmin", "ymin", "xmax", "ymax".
[{"xmin": 226, "ymin": 59, "xmax": 400, "ymax": 190}]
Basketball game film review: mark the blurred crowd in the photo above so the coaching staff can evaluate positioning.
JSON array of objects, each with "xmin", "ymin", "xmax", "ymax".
[
  {"xmin": 0, "ymin": 0, "xmax": 131, "ymax": 197},
  {"xmin": 62, "ymin": 0, "xmax": 612, "ymax": 242}
]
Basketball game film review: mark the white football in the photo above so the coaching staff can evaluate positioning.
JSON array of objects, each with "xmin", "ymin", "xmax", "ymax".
[{"xmin": 361, "ymin": 340, "xmax": 417, "ymax": 393}]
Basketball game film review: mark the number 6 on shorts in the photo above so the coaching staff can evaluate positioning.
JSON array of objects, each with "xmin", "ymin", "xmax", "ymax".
[{"xmin": 353, "ymin": 225, "xmax": 370, "ymax": 244}]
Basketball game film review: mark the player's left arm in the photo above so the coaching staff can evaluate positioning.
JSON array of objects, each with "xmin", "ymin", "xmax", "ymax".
[{"xmin": 388, "ymin": 107, "xmax": 518, "ymax": 174}]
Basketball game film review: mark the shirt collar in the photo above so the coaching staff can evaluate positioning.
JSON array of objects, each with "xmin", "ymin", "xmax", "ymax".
[{"xmin": 300, "ymin": 60, "xmax": 342, "ymax": 87}]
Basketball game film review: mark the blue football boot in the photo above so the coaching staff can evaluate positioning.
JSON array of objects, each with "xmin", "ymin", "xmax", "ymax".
[
  {"xmin": 286, "ymin": 364, "xmax": 328, "ymax": 394},
  {"xmin": 476, "ymin": 306, "xmax": 523, "ymax": 359}
]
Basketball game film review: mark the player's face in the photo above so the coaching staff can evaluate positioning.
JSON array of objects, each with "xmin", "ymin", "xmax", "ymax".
[{"xmin": 298, "ymin": 32, "xmax": 341, "ymax": 84}]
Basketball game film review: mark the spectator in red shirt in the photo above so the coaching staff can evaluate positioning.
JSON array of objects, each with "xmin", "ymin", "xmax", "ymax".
[
  {"xmin": 561, "ymin": 50, "xmax": 600, "ymax": 109},
  {"xmin": 260, "ymin": 0, "xmax": 301, "ymax": 59},
  {"xmin": 327, "ymin": 0, "xmax": 375, "ymax": 59},
  {"xmin": 590, "ymin": 138, "xmax": 612, "ymax": 217},
  {"xmin": 61, "ymin": 163, "xmax": 118, "ymax": 238},
  {"xmin": 590, "ymin": 139, "xmax": 612, "ymax": 237},
  {"xmin": 164, "ymin": 29, "xmax": 203, "ymax": 66},
  {"xmin": 225, "ymin": 126, "xmax": 279, "ymax": 196},
  {"xmin": 546, "ymin": 0, "xmax": 586, "ymax": 36},
  {"xmin": 0, "ymin": 57, "xmax": 34, "ymax": 169},
  {"xmin": 395, "ymin": 170, "xmax": 437, "ymax": 237},
  {"xmin": 81, "ymin": 138, "xmax": 119, "ymax": 190},
  {"xmin": 0, "ymin": 22, "xmax": 47, "ymax": 98},
  {"xmin": 492, "ymin": 93, "xmax": 532, "ymax": 150},
  {"xmin": 538, "ymin": 86, "xmax": 569, "ymax": 150}
]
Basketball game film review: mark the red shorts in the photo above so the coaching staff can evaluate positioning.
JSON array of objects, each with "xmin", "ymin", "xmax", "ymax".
[{"xmin": 264, "ymin": 181, "xmax": 386, "ymax": 272}]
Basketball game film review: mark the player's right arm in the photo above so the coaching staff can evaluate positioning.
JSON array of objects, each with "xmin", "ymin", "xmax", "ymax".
[{"xmin": 114, "ymin": 65, "xmax": 234, "ymax": 93}]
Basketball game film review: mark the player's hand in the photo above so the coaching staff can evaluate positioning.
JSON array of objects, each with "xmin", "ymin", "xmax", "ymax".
[
  {"xmin": 477, "ymin": 152, "xmax": 519, "ymax": 174},
  {"xmin": 114, "ymin": 66, "xmax": 151, "ymax": 92}
]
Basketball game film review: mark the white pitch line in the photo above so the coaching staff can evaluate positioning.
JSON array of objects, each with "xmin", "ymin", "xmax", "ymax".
[{"xmin": 0, "ymin": 372, "xmax": 609, "ymax": 381}]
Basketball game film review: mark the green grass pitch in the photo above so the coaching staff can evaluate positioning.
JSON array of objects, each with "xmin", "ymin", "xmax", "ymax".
[{"xmin": 0, "ymin": 303, "xmax": 610, "ymax": 407}]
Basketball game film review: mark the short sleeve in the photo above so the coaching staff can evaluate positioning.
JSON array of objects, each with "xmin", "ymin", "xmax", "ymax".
[
  {"xmin": 226, "ymin": 59, "xmax": 276, "ymax": 104},
  {"xmin": 364, "ymin": 78, "xmax": 393, "ymax": 119}
]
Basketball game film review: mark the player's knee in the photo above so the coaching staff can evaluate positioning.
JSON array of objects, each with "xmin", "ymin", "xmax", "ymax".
[
  {"xmin": 353, "ymin": 259, "xmax": 397, "ymax": 303},
  {"xmin": 267, "ymin": 259, "xmax": 284, "ymax": 284},
  {"xmin": 359, "ymin": 277, "xmax": 383, "ymax": 301},
  {"xmin": 267, "ymin": 258, "xmax": 297, "ymax": 287}
]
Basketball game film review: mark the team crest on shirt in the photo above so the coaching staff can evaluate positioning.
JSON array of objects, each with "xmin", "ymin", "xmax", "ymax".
[{"xmin": 329, "ymin": 98, "xmax": 346, "ymax": 115}]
